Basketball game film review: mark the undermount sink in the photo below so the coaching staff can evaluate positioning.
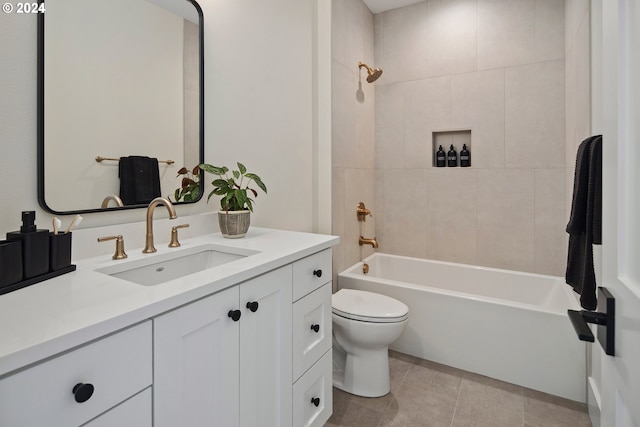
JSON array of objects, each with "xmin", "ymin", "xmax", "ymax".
[{"xmin": 96, "ymin": 244, "xmax": 260, "ymax": 286}]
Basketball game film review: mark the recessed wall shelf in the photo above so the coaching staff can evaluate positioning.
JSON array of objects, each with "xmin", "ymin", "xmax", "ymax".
[{"xmin": 432, "ymin": 129, "xmax": 471, "ymax": 168}]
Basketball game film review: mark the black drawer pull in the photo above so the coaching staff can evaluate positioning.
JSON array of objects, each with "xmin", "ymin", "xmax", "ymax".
[
  {"xmin": 246, "ymin": 301, "xmax": 259, "ymax": 312},
  {"xmin": 310, "ymin": 324, "xmax": 320, "ymax": 333},
  {"xmin": 228, "ymin": 310, "xmax": 241, "ymax": 321},
  {"xmin": 72, "ymin": 383, "xmax": 94, "ymax": 403},
  {"xmin": 313, "ymin": 269, "xmax": 322, "ymax": 278},
  {"xmin": 311, "ymin": 397, "xmax": 320, "ymax": 407}
]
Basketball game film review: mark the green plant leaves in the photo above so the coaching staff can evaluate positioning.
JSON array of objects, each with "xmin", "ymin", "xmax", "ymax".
[{"xmin": 199, "ymin": 162, "xmax": 266, "ymax": 211}]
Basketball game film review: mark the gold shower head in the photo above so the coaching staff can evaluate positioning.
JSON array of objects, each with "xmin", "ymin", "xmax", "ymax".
[{"xmin": 358, "ymin": 62, "xmax": 383, "ymax": 83}]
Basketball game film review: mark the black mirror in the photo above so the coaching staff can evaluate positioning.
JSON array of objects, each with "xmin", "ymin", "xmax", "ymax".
[{"xmin": 37, "ymin": 0, "xmax": 204, "ymax": 214}]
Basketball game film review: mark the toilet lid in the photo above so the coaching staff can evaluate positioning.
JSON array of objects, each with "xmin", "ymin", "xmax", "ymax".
[{"xmin": 332, "ymin": 289, "xmax": 409, "ymax": 323}]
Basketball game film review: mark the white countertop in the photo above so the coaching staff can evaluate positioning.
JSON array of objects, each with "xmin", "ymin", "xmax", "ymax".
[{"xmin": 0, "ymin": 225, "xmax": 338, "ymax": 377}]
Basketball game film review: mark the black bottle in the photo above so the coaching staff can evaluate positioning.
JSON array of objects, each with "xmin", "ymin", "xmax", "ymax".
[
  {"xmin": 7, "ymin": 211, "xmax": 50, "ymax": 279},
  {"xmin": 460, "ymin": 144, "xmax": 471, "ymax": 167},
  {"xmin": 435, "ymin": 145, "xmax": 446, "ymax": 167},
  {"xmin": 447, "ymin": 144, "xmax": 457, "ymax": 167}
]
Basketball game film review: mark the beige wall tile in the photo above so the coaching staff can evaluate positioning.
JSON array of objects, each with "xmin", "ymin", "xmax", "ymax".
[
  {"xmin": 332, "ymin": 167, "xmax": 346, "ymax": 289},
  {"xmin": 477, "ymin": 0, "xmax": 535, "ymax": 70},
  {"xmin": 426, "ymin": 0, "xmax": 477, "ymax": 77},
  {"xmin": 378, "ymin": 2, "xmax": 429, "ymax": 83},
  {"xmin": 404, "ymin": 77, "xmax": 452, "ymax": 169},
  {"xmin": 565, "ymin": 0, "xmax": 589, "ymax": 49},
  {"xmin": 332, "ymin": 61, "xmax": 357, "ymax": 168},
  {"xmin": 332, "ymin": 0, "xmax": 347, "ymax": 65},
  {"xmin": 451, "ymin": 68, "xmax": 505, "ymax": 169},
  {"xmin": 535, "ymin": 0, "xmax": 565, "ymax": 62},
  {"xmin": 534, "ymin": 169, "xmax": 567, "ymax": 276},
  {"xmin": 426, "ymin": 169, "xmax": 477, "ymax": 264},
  {"xmin": 377, "ymin": 169, "xmax": 429, "ymax": 258},
  {"xmin": 376, "ymin": 82, "xmax": 405, "ymax": 168},
  {"xmin": 356, "ymin": 79, "xmax": 376, "ymax": 168},
  {"xmin": 476, "ymin": 169, "xmax": 535, "ymax": 272},
  {"xmin": 505, "ymin": 60, "xmax": 565, "ymax": 168}
]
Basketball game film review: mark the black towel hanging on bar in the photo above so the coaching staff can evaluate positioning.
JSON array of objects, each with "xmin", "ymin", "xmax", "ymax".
[
  {"xmin": 565, "ymin": 135, "xmax": 602, "ymax": 310},
  {"xmin": 118, "ymin": 156, "xmax": 161, "ymax": 205}
]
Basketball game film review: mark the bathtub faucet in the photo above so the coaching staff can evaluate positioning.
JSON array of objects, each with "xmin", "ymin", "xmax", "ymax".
[{"xmin": 359, "ymin": 236, "xmax": 378, "ymax": 248}]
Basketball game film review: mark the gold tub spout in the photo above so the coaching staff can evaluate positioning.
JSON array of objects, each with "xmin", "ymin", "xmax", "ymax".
[{"xmin": 359, "ymin": 236, "xmax": 378, "ymax": 248}]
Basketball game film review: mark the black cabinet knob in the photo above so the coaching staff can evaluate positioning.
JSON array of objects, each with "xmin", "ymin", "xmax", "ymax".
[
  {"xmin": 313, "ymin": 269, "xmax": 322, "ymax": 278},
  {"xmin": 246, "ymin": 301, "xmax": 259, "ymax": 312},
  {"xmin": 72, "ymin": 383, "xmax": 94, "ymax": 403},
  {"xmin": 310, "ymin": 324, "xmax": 320, "ymax": 333},
  {"xmin": 311, "ymin": 397, "xmax": 320, "ymax": 407},
  {"xmin": 228, "ymin": 309, "xmax": 241, "ymax": 322}
]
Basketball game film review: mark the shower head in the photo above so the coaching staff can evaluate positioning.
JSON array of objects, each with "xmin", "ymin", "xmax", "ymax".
[{"xmin": 358, "ymin": 62, "xmax": 383, "ymax": 83}]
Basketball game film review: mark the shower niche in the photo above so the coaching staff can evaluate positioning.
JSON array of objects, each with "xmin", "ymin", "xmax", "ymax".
[{"xmin": 432, "ymin": 130, "xmax": 471, "ymax": 168}]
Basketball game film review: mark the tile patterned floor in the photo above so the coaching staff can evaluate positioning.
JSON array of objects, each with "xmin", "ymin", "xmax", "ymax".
[{"xmin": 326, "ymin": 351, "xmax": 592, "ymax": 427}]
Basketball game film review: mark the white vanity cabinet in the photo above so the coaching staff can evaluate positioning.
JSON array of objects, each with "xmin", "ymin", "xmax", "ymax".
[
  {"xmin": 153, "ymin": 265, "xmax": 293, "ymax": 427},
  {"xmin": 292, "ymin": 249, "xmax": 333, "ymax": 427},
  {"xmin": 0, "ymin": 321, "xmax": 152, "ymax": 427},
  {"xmin": 0, "ymin": 228, "xmax": 338, "ymax": 427}
]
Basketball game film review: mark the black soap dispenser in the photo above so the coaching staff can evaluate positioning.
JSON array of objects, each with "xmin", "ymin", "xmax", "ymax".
[
  {"xmin": 435, "ymin": 145, "xmax": 446, "ymax": 167},
  {"xmin": 447, "ymin": 144, "xmax": 458, "ymax": 167},
  {"xmin": 7, "ymin": 211, "xmax": 50, "ymax": 279},
  {"xmin": 460, "ymin": 144, "xmax": 471, "ymax": 167}
]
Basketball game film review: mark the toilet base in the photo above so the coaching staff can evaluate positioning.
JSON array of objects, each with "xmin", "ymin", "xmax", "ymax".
[{"xmin": 332, "ymin": 345, "xmax": 391, "ymax": 398}]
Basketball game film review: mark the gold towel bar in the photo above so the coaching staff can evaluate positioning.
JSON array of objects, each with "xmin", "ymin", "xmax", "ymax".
[{"xmin": 95, "ymin": 156, "xmax": 175, "ymax": 165}]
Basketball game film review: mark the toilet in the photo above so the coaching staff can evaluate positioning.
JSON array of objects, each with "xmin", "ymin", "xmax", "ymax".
[{"xmin": 332, "ymin": 288, "xmax": 409, "ymax": 397}]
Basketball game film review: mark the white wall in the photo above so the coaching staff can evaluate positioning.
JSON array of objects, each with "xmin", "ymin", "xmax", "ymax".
[{"xmin": 0, "ymin": 0, "xmax": 331, "ymax": 237}]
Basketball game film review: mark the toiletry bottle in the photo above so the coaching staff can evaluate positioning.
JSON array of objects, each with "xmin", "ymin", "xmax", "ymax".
[
  {"xmin": 436, "ymin": 145, "xmax": 446, "ymax": 167},
  {"xmin": 460, "ymin": 144, "xmax": 471, "ymax": 167},
  {"xmin": 7, "ymin": 211, "xmax": 50, "ymax": 279},
  {"xmin": 447, "ymin": 144, "xmax": 458, "ymax": 167}
]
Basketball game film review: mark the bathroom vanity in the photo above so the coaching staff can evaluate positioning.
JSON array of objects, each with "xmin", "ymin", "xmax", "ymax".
[{"xmin": 0, "ymin": 219, "xmax": 337, "ymax": 427}]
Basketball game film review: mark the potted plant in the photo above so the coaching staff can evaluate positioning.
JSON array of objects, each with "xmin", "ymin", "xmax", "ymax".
[
  {"xmin": 170, "ymin": 165, "xmax": 201, "ymax": 203},
  {"xmin": 199, "ymin": 162, "xmax": 267, "ymax": 238}
]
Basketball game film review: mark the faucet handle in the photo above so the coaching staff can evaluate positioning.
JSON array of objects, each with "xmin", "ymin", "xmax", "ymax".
[
  {"xmin": 97, "ymin": 235, "xmax": 128, "ymax": 260},
  {"xmin": 357, "ymin": 202, "xmax": 372, "ymax": 222},
  {"xmin": 169, "ymin": 224, "xmax": 190, "ymax": 248}
]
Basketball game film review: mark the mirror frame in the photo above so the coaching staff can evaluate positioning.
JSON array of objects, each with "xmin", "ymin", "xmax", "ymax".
[{"xmin": 37, "ymin": 0, "xmax": 204, "ymax": 215}]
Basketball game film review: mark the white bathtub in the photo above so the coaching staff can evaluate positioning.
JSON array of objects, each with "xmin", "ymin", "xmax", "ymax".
[{"xmin": 337, "ymin": 253, "xmax": 586, "ymax": 403}]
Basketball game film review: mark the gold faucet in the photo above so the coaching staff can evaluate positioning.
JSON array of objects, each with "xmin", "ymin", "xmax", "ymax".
[
  {"xmin": 143, "ymin": 197, "xmax": 177, "ymax": 253},
  {"xmin": 359, "ymin": 236, "xmax": 378, "ymax": 248},
  {"xmin": 100, "ymin": 194, "xmax": 124, "ymax": 208}
]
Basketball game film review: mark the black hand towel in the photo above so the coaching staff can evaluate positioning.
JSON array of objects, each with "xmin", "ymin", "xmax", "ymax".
[
  {"xmin": 119, "ymin": 156, "xmax": 161, "ymax": 205},
  {"xmin": 565, "ymin": 135, "xmax": 602, "ymax": 310}
]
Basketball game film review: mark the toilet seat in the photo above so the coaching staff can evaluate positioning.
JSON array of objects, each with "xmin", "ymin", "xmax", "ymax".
[{"xmin": 332, "ymin": 289, "xmax": 409, "ymax": 323}]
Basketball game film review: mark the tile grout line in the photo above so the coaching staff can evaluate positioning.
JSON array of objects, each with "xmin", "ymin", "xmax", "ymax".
[{"xmin": 449, "ymin": 373, "xmax": 465, "ymax": 427}]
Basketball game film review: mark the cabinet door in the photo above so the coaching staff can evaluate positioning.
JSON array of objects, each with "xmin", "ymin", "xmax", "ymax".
[
  {"xmin": 154, "ymin": 286, "xmax": 240, "ymax": 427},
  {"xmin": 239, "ymin": 266, "xmax": 293, "ymax": 427}
]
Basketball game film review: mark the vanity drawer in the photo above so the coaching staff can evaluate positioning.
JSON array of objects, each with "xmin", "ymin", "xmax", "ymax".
[
  {"xmin": 0, "ymin": 321, "xmax": 152, "ymax": 427},
  {"xmin": 292, "ymin": 282, "xmax": 332, "ymax": 381},
  {"xmin": 292, "ymin": 249, "xmax": 332, "ymax": 302},
  {"xmin": 293, "ymin": 350, "xmax": 332, "ymax": 427},
  {"xmin": 83, "ymin": 387, "xmax": 152, "ymax": 427}
]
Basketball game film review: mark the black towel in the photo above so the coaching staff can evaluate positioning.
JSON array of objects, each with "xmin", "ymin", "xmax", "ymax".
[
  {"xmin": 565, "ymin": 135, "xmax": 602, "ymax": 310},
  {"xmin": 118, "ymin": 156, "xmax": 161, "ymax": 205}
]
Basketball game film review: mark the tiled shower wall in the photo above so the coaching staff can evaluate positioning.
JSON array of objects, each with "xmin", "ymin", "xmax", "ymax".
[
  {"xmin": 373, "ymin": 0, "xmax": 567, "ymax": 275},
  {"xmin": 331, "ymin": 0, "xmax": 377, "ymax": 287}
]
